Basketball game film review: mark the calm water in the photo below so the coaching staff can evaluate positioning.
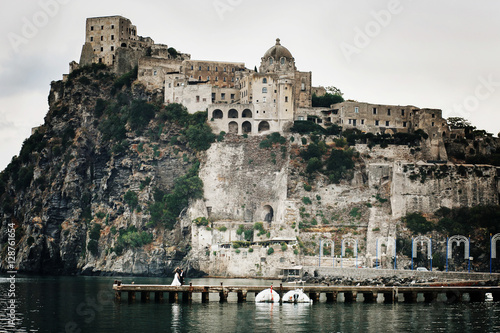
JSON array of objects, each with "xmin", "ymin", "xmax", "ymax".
[{"xmin": 1, "ymin": 275, "xmax": 500, "ymax": 332}]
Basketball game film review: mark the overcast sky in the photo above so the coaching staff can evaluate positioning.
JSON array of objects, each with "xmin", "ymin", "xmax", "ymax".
[{"xmin": 1, "ymin": 0, "xmax": 499, "ymax": 171}]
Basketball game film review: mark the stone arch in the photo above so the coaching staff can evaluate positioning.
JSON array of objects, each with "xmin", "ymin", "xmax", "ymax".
[
  {"xmin": 121, "ymin": 43, "xmax": 127, "ymax": 47},
  {"xmin": 228, "ymin": 109, "xmax": 238, "ymax": 118},
  {"xmin": 258, "ymin": 121, "xmax": 270, "ymax": 133},
  {"xmin": 242, "ymin": 109, "xmax": 252, "ymax": 118},
  {"xmin": 341, "ymin": 238, "xmax": 358, "ymax": 257},
  {"xmin": 263, "ymin": 205, "xmax": 274, "ymax": 222},
  {"xmin": 448, "ymin": 235, "xmax": 469, "ymax": 259},
  {"xmin": 228, "ymin": 121, "xmax": 238, "ymax": 134},
  {"xmin": 212, "ymin": 109, "xmax": 223, "ymax": 119},
  {"xmin": 412, "ymin": 236, "xmax": 432, "ymax": 259},
  {"xmin": 492, "ymin": 233, "xmax": 500, "ymax": 259},
  {"xmin": 242, "ymin": 121, "xmax": 252, "ymax": 134}
]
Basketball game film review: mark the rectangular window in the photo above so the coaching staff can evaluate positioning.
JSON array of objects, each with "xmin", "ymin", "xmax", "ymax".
[
  {"xmin": 232, "ymin": 68, "xmax": 235, "ymax": 72},
  {"xmin": 263, "ymin": 97, "xmax": 267, "ymax": 102},
  {"xmin": 285, "ymin": 96, "xmax": 288, "ymax": 102},
  {"xmin": 212, "ymin": 93, "xmax": 216, "ymax": 101},
  {"xmin": 196, "ymin": 96, "xmax": 200, "ymax": 102},
  {"xmin": 90, "ymin": 37, "xmax": 93, "ymax": 42},
  {"xmin": 199, "ymin": 66, "xmax": 202, "ymax": 70},
  {"xmin": 432, "ymin": 122, "xmax": 435, "ymax": 126},
  {"xmin": 432, "ymin": 114, "xmax": 435, "ymax": 118},
  {"xmin": 355, "ymin": 107, "xmax": 359, "ymax": 113},
  {"xmin": 386, "ymin": 121, "xmax": 390, "ymax": 126},
  {"xmin": 223, "ymin": 77, "xmax": 226, "ymax": 82},
  {"xmin": 401, "ymin": 109, "xmax": 405, "ymax": 116},
  {"xmin": 190, "ymin": 65, "xmax": 193, "ymax": 70},
  {"xmin": 101, "ymin": 36, "xmax": 103, "ymax": 41},
  {"xmin": 403, "ymin": 122, "xmax": 407, "ymax": 127},
  {"xmin": 111, "ymin": 46, "xmax": 114, "ymax": 51},
  {"xmin": 207, "ymin": 76, "xmax": 210, "ymax": 80},
  {"xmin": 224, "ymin": 67, "xmax": 227, "ymax": 72},
  {"xmin": 111, "ymin": 25, "xmax": 114, "ymax": 29},
  {"xmin": 207, "ymin": 66, "xmax": 210, "ymax": 71},
  {"xmin": 361, "ymin": 119, "xmax": 364, "ymax": 125},
  {"xmin": 298, "ymin": 116, "xmax": 304, "ymax": 121},
  {"xmin": 91, "ymin": 26, "xmax": 94, "ymax": 31},
  {"xmin": 215, "ymin": 67, "xmax": 218, "ymax": 72},
  {"xmin": 221, "ymin": 93, "xmax": 226, "ymax": 100},
  {"xmin": 100, "ymin": 47, "xmax": 103, "ymax": 52},
  {"xmin": 215, "ymin": 77, "xmax": 218, "ymax": 81},
  {"xmin": 231, "ymin": 94, "xmax": 235, "ymax": 100},
  {"xmin": 387, "ymin": 109, "xmax": 391, "ymax": 116},
  {"xmin": 375, "ymin": 120, "xmax": 379, "ymax": 126},
  {"xmin": 101, "ymin": 25, "xmax": 104, "ymax": 30},
  {"xmin": 373, "ymin": 107, "xmax": 377, "ymax": 115},
  {"xmin": 111, "ymin": 35, "xmax": 114, "ymax": 40},
  {"xmin": 348, "ymin": 119, "xmax": 352, "ymax": 125}
]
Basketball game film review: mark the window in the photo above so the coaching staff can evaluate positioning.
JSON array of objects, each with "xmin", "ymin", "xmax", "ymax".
[
  {"xmin": 262, "ymin": 87, "xmax": 267, "ymax": 93},
  {"xmin": 111, "ymin": 46, "xmax": 114, "ymax": 51},
  {"xmin": 263, "ymin": 78, "xmax": 267, "ymax": 84},
  {"xmin": 269, "ymin": 58, "xmax": 273, "ymax": 64},
  {"xmin": 101, "ymin": 36, "xmax": 103, "ymax": 41},
  {"xmin": 207, "ymin": 76, "xmax": 210, "ymax": 80},
  {"xmin": 199, "ymin": 66, "xmax": 202, "ymax": 70},
  {"xmin": 403, "ymin": 122, "xmax": 407, "ymax": 127},
  {"xmin": 101, "ymin": 25, "xmax": 104, "ymax": 30},
  {"xmin": 223, "ymin": 77, "xmax": 226, "ymax": 82},
  {"xmin": 285, "ymin": 96, "xmax": 288, "ymax": 102},
  {"xmin": 301, "ymin": 83, "xmax": 305, "ymax": 91},
  {"xmin": 91, "ymin": 26, "xmax": 94, "ymax": 31},
  {"xmin": 224, "ymin": 67, "xmax": 227, "ymax": 72},
  {"xmin": 281, "ymin": 58, "xmax": 285, "ymax": 65},
  {"xmin": 386, "ymin": 121, "xmax": 390, "ymax": 126},
  {"xmin": 198, "ymin": 76, "xmax": 202, "ymax": 80},
  {"xmin": 263, "ymin": 97, "xmax": 267, "ymax": 102},
  {"xmin": 207, "ymin": 66, "xmax": 210, "ymax": 70},
  {"xmin": 348, "ymin": 119, "xmax": 352, "ymax": 124},
  {"xmin": 432, "ymin": 122, "xmax": 435, "ymax": 126},
  {"xmin": 190, "ymin": 65, "xmax": 193, "ymax": 70},
  {"xmin": 401, "ymin": 109, "xmax": 405, "ymax": 116},
  {"xmin": 354, "ymin": 107, "xmax": 359, "ymax": 113},
  {"xmin": 215, "ymin": 67, "xmax": 218, "ymax": 72},
  {"xmin": 432, "ymin": 114, "xmax": 435, "ymax": 118},
  {"xmin": 231, "ymin": 77, "xmax": 234, "ymax": 82},
  {"xmin": 373, "ymin": 107, "xmax": 377, "ymax": 115},
  {"xmin": 111, "ymin": 25, "xmax": 114, "ymax": 29},
  {"xmin": 361, "ymin": 119, "xmax": 364, "ymax": 125},
  {"xmin": 111, "ymin": 35, "xmax": 114, "ymax": 40},
  {"xmin": 100, "ymin": 47, "xmax": 103, "ymax": 52},
  {"xmin": 232, "ymin": 68, "xmax": 235, "ymax": 72},
  {"xmin": 387, "ymin": 109, "xmax": 391, "ymax": 116},
  {"xmin": 90, "ymin": 37, "xmax": 93, "ymax": 42},
  {"xmin": 215, "ymin": 77, "xmax": 218, "ymax": 81},
  {"xmin": 196, "ymin": 96, "xmax": 200, "ymax": 102},
  {"xmin": 231, "ymin": 94, "xmax": 235, "ymax": 100},
  {"xmin": 298, "ymin": 116, "xmax": 304, "ymax": 120},
  {"xmin": 221, "ymin": 93, "xmax": 226, "ymax": 100},
  {"xmin": 375, "ymin": 120, "xmax": 379, "ymax": 126}
]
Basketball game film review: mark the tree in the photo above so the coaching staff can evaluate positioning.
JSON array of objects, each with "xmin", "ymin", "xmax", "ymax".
[
  {"xmin": 325, "ymin": 86, "xmax": 344, "ymax": 97},
  {"xmin": 447, "ymin": 117, "xmax": 474, "ymax": 129}
]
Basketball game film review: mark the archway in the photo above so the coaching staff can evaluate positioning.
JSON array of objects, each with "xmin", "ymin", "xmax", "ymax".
[
  {"xmin": 263, "ymin": 205, "xmax": 273, "ymax": 223},
  {"xmin": 121, "ymin": 43, "xmax": 127, "ymax": 47},
  {"xmin": 228, "ymin": 121, "xmax": 238, "ymax": 134},
  {"xmin": 258, "ymin": 121, "xmax": 270, "ymax": 133},
  {"xmin": 228, "ymin": 109, "xmax": 238, "ymax": 118},
  {"xmin": 242, "ymin": 109, "xmax": 252, "ymax": 118},
  {"xmin": 412, "ymin": 236, "xmax": 432, "ymax": 271},
  {"xmin": 242, "ymin": 121, "xmax": 252, "ymax": 134},
  {"xmin": 212, "ymin": 109, "xmax": 223, "ymax": 119}
]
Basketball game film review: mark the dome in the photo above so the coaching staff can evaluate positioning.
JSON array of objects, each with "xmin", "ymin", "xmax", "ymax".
[{"xmin": 263, "ymin": 38, "xmax": 293, "ymax": 60}]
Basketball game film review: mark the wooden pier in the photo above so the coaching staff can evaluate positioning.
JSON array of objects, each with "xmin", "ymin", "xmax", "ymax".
[{"xmin": 112, "ymin": 280, "xmax": 500, "ymax": 304}]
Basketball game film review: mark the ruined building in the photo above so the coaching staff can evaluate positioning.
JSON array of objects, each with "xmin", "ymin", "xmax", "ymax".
[{"xmin": 74, "ymin": 15, "xmax": 449, "ymax": 156}]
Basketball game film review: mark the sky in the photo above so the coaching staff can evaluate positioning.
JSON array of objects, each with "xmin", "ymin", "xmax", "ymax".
[{"xmin": 1, "ymin": 0, "xmax": 499, "ymax": 171}]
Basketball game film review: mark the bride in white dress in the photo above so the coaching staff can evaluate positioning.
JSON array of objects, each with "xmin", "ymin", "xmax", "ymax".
[{"xmin": 171, "ymin": 267, "xmax": 181, "ymax": 286}]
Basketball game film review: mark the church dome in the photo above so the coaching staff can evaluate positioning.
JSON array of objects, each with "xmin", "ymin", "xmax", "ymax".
[{"xmin": 263, "ymin": 38, "xmax": 293, "ymax": 60}]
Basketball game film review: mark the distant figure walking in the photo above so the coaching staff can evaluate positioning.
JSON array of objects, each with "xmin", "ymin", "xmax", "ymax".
[
  {"xmin": 171, "ymin": 267, "xmax": 181, "ymax": 286},
  {"xmin": 179, "ymin": 268, "xmax": 185, "ymax": 286}
]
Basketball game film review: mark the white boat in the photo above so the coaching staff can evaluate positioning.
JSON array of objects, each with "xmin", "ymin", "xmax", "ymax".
[
  {"xmin": 255, "ymin": 288, "xmax": 280, "ymax": 303},
  {"xmin": 282, "ymin": 289, "xmax": 312, "ymax": 303}
]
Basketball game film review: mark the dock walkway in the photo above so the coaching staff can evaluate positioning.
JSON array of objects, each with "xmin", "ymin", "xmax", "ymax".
[{"xmin": 112, "ymin": 280, "xmax": 500, "ymax": 304}]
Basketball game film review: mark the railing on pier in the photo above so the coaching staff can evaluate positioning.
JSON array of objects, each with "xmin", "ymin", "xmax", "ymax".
[{"xmin": 112, "ymin": 280, "xmax": 500, "ymax": 304}]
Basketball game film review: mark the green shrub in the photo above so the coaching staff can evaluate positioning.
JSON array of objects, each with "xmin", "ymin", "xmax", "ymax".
[
  {"xmin": 218, "ymin": 226, "xmax": 227, "ymax": 232},
  {"xmin": 302, "ymin": 197, "xmax": 312, "ymax": 205},
  {"xmin": 303, "ymin": 183, "xmax": 312, "ymax": 191},
  {"xmin": 267, "ymin": 247, "xmax": 275, "ymax": 255},
  {"xmin": 87, "ymin": 239, "xmax": 98, "ymax": 256},
  {"xmin": 185, "ymin": 123, "xmax": 216, "ymax": 151},
  {"xmin": 124, "ymin": 190, "xmax": 138, "ymax": 210},
  {"xmin": 402, "ymin": 212, "xmax": 434, "ymax": 234}
]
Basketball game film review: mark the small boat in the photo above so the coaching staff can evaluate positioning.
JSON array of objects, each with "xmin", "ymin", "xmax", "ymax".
[
  {"xmin": 282, "ymin": 289, "xmax": 312, "ymax": 303},
  {"xmin": 255, "ymin": 287, "xmax": 280, "ymax": 303}
]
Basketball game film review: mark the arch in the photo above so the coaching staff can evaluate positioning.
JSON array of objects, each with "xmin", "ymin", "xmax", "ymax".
[
  {"xmin": 376, "ymin": 237, "xmax": 396, "ymax": 259},
  {"xmin": 212, "ymin": 109, "xmax": 223, "ymax": 119},
  {"xmin": 262, "ymin": 87, "xmax": 268, "ymax": 93},
  {"xmin": 280, "ymin": 57, "xmax": 285, "ymax": 65},
  {"xmin": 228, "ymin": 121, "xmax": 238, "ymax": 134},
  {"xmin": 269, "ymin": 57, "xmax": 273, "ymax": 64},
  {"xmin": 263, "ymin": 205, "xmax": 273, "ymax": 222},
  {"xmin": 242, "ymin": 121, "xmax": 252, "ymax": 134},
  {"xmin": 242, "ymin": 109, "xmax": 252, "ymax": 118},
  {"xmin": 228, "ymin": 109, "xmax": 238, "ymax": 118},
  {"xmin": 341, "ymin": 238, "xmax": 358, "ymax": 257},
  {"xmin": 263, "ymin": 78, "xmax": 267, "ymax": 84},
  {"xmin": 447, "ymin": 235, "xmax": 469, "ymax": 259},
  {"xmin": 121, "ymin": 43, "xmax": 127, "ymax": 47},
  {"xmin": 258, "ymin": 121, "xmax": 270, "ymax": 133},
  {"xmin": 412, "ymin": 236, "xmax": 432, "ymax": 259},
  {"xmin": 492, "ymin": 233, "xmax": 500, "ymax": 259}
]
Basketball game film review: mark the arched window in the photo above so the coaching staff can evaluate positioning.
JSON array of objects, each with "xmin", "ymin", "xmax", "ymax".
[
  {"xmin": 121, "ymin": 43, "xmax": 127, "ymax": 47},
  {"xmin": 262, "ymin": 87, "xmax": 267, "ymax": 93},
  {"xmin": 281, "ymin": 57, "xmax": 285, "ymax": 65},
  {"xmin": 263, "ymin": 78, "xmax": 267, "ymax": 84},
  {"xmin": 242, "ymin": 109, "xmax": 252, "ymax": 118},
  {"xmin": 242, "ymin": 121, "xmax": 252, "ymax": 134},
  {"xmin": 228, "ymin": 121, "xmax": 238, "ymax": 134},
  {"xmin": 263, "ymin": 205, "xmax": 274, "ymax": 222},
  {"xmin": 269, "ymin": 58, "xmax": 273, "ymax": 64},
  {"xmin": 228, "ymin": 109, "xmax": 238, "ymax": 118},
  {"xmin": 258, "ymin": 121, "xmax": 270, "ymax": 133},
  {"xmin": 212, "ymin": 109, "xmax": 223, "ymax": 119}
]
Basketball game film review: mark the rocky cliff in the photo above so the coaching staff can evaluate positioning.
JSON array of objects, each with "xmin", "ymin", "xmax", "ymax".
[{"xmin": 1, "ymin": 65, "xmax": 499, "ymax": 277}]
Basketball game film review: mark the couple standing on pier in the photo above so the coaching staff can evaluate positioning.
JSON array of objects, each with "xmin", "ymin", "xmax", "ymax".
[{"xmin": 171, "ymin": 267, "xmax": 184, "ymax": 286}]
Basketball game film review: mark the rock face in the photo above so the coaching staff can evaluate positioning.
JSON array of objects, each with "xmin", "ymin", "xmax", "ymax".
[{"xmin": 0, "ymin": 66, "xmax": 499, "ymax": 277}]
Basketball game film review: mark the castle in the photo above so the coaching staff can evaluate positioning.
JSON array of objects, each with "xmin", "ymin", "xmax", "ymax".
[{"xmin": 75, "ymin": 15, "xmax": 450, "ymax": 156}]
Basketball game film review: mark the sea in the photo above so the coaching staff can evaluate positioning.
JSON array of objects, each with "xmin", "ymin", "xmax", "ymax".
[{"xmin": 1, "ymin": 275, "xmax": 500, "ymax": 333}]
